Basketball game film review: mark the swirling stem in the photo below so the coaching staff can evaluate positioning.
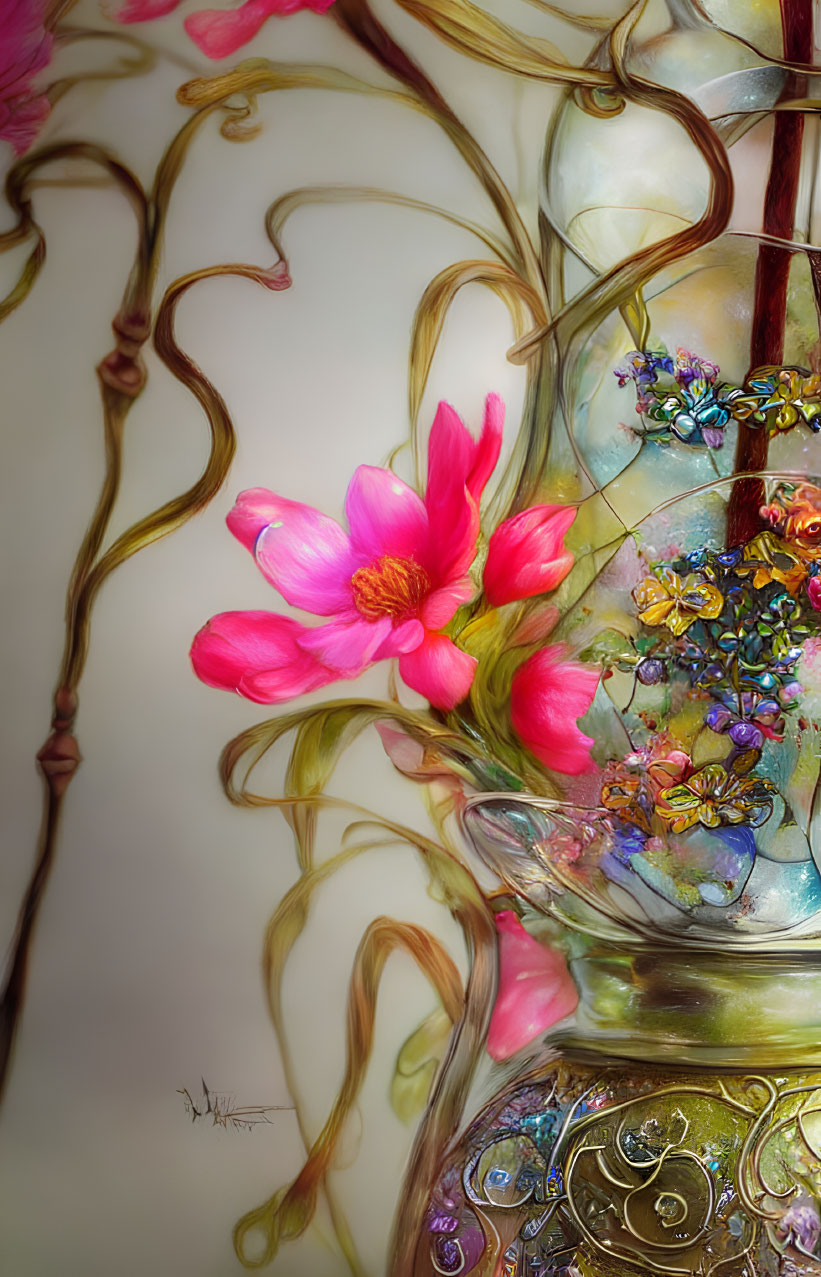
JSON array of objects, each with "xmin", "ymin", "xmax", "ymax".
[
  {"xmin": 0, "ymin": 94, "xmax": 236, "ymax": 1111},
  {"xmin": 727, "ymin": 0, "xmax": 814, "ymax": 546}
]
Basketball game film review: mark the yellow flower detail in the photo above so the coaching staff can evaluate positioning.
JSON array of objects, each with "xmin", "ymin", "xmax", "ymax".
[
  {"xmin": 655, "ymin": 765, "xmax": 774, "ymax": 834},
  {"xmin": 773, "ymin": 370, "xmax": 821, "ymax": 432},
  {"xmin": 634, "ymin": 569, "xmax": 723, "ymax": 637},
  {"xmin": 741, "ymin": 531, "xmax": 808, "ymax": 596}
]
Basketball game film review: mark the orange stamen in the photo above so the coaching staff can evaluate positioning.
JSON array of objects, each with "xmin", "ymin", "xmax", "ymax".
[{"xmin": 351, "ymin": 556, "xmax": 431, "ymax": 621}]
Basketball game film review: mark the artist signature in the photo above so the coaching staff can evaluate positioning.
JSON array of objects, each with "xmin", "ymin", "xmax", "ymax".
[{"xmin": 178, "ymin": 1078, "xmax": 292, "ymax": 1132}]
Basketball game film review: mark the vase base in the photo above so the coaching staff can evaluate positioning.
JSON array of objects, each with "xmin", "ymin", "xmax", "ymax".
[{"xmin": 418, "ymin": 1059, "xmax": 821, "ymax": 1276}]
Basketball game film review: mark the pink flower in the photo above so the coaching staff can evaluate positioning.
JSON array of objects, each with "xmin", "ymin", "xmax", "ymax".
[
  {"xmin": 510, "ymin": 644, "xmax": 600, "ymax": 774},
  {"xmin": 191, "ymin": 396, "xmax": 503, "ymax": 710},
  {"xmin": 1, "ymin": 0, "xmax": 52, "ymax": 156},
  {"xmin": 487, "ymin": 911, "xmax": 578, "ymax": 1061},
  {"xmin": 190, "ymin": 611, "xmax": 336, "ymax": 703},
  {"xmin": 483, "ymin": 504, "xmax": 575, "ymax": 607},
  {"xmin": 808, "ymin": 575, "xmax": 821, "ymax": 611},
  {"xmin": 108, "ymin": 0, "xmax": 336, "ymax": 60},
  {"xmin": 185, "ymin": 0, "xmax": 335, "ymax": 59},
  {"xmin": 108, "ymin": 0, "xmax": 181, "ymax": 21}
]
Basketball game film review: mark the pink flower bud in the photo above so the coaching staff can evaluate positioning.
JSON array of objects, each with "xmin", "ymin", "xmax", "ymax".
[
  {"xmin": 483, "ymin": 505, "xmax": 576, "ymax": 606},
  {"xmin": 510, "ymin": 645, "xmax": 599, "ymax": 774},
  {"xmin": 487, "ymin": 911, "xmax": 578, "ymax": 1061}
]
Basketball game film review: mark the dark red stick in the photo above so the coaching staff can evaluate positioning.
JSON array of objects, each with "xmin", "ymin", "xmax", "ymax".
[{"xmin": 726, "ymin": 1, "xmax": 814, "ymax": 545}]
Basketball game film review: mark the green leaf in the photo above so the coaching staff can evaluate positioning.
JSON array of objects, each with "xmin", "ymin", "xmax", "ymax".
[{"xmin": 389, "ymin": 1006, "xmax": 453, "ymax": 1124}]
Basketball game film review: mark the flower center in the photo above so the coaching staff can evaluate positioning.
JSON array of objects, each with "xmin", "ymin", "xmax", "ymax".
[{"xmin": 351, "ymin": 555, "xmax": 431, "ymax": 621}]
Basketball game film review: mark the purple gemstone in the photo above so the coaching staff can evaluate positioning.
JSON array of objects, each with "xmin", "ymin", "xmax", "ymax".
[
  {"xmin": 728, "ymin": 721, "xmax": 764, "ymax": 750},
  {"xmin": 427, "ymin": 1211, "xmax": 459, "ymax": 1234},
  {"xmin": 705, "ymin": 704, "xmax": 733, "ymax": 733},
  {"xmin": 431, "ymin": 1223, "xmax": 486, "ymax": 1274},
  {"xmin": 432, "ymin": 1238, "xmax": 462, "ymax": 1272}
]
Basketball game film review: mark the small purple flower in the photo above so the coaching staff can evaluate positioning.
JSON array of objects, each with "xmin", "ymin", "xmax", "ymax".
[
  {"xmin": 728, "ymin": 720, "xmax": 764, "ymax": 750},
  {"xmin": 777, "ymin": 1195, "xmax": 821, "ymax": 1255},
  {"xmin": 780, "ymin": 680, "xmax": 804, "ymax": 704},
  {"xmin": 674, "ymin": 348, "xmax": 720, "ymax": 388},
  {"xmin": 637, "ymin": 658, "xmax": 666, "ymax": 685},
  {"xmin": 705, "ymin": 703, "xmax": 733, "ymax": 733},
  {"xmin": 427, "ymin": 1210, "xmax": 459, "ymax": 1234}
]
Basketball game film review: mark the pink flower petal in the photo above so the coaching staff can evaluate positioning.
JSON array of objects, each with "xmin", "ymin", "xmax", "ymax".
[
  {"xmin": 190, "ymin": 610, "xmax": 336, "ymax": 703},
  {"xmin": 420, "ymin": 579, "xmax": 473, "ymax": 629},
  {"xmin": 398, "ymin": 633, "xmax": 476, "ymax": 710},
  {"xmin": 484, "ymin": 505, "xmax": 576, "ymax": 607},
  {"xmin": 296, "ymin": 614, "xmax": 393, "ymax": 676},
  {"xmin": 424, "ymin": 395, "xmax": 503, "ymax": 581},
  {"xmin": 184, "ymin": 0, "xmax": 335, "ymax": 60},
  {"xmin": 466, "ymin": 392, "xmax": 504, "ymax": 501},
  {"xmin": 510, "ymin": 644, "xmax": 600, "ymax": 774},
  {"xmin": 108, "ymin": 0, "xmax": 182, "ymax": 22},
  {"xmin": 487, "ymin": 911, "xmax": 578, "ymax": 1061},
  {"xmin": 345, "ymin": 465, "xmax": 430, "ymax": 563},
  {"xmin": 225, "ymin": 487, "xmax": 284, "ymax": 552},
  {"xmin": 238, "ymin": 493, "xmax": 361, "ymax": 615},
  {"xmin": 0, "ymin": 0, "xmax": 52, "ymax": 155},
  {"xmin": 374, "ymin": 617, "xmax": 425, "ymax": 658}
]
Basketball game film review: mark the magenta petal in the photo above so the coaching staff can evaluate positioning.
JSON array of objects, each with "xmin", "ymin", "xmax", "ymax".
[
  {"xmin": 239, "ymin": 664, "xmax": 336, "ymax": 703},
  {"xmin": 424, "ymin": 396, "xmax": 502, "ymax": 582},
  {"xmin": 420, "ymin": 579, "xmax": 473, "ymax": 629},
  {"xmin": 248, "ymin": 496, "xmax": 360, "ymax": 615},
  {"xmin": 110, "ymin": 0, "xmax": 182, "ymax": 22},
  {"xmin": 190, "ymin": 610, "xmax": 336, "ymax": 703},
  {"xmin": 487, "ymin": 911, "xmax": 578, "ymax": 1062},
  {"xmin": 185, "ymin": 0, "xmax": 272, "ymax": 58},
  {"xmin": 510, "ymin": 644, "xmax": 600, "ymax": 774},
  {"xmin": 345, "ymin": 465, "xmax": 430, "ymax": 562},
  {"xmin": 398, "ymin": 633, "xmax": 476, "ymax": 710},
  {"xmin": 466, "ymin": 393, "xmax": 504, "ymax": 501},
  {"xmin": 184, "ymin": 0, "xmax": 336, "ymax": 58},
  {"xmin": 484, "ymin": 504, "xmax": 576, "ymax": 607},
  {"xmin": 374, "ymin": 617, "xmax": 425, "ymax": 658},
  {"xmin": 296, "ymin": 614, "xmax": 393, "ymax": 676},
  {"xmin": 0, "ymin": 0, "xmax": 52, "ymax": 155},
  {"xmin": 226, "ymin": 488, "xmax": 284, "ymax": 553}
]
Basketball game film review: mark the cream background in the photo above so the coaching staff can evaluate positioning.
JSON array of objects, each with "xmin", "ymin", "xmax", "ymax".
[{"xmin": 0, "ymin": 1, "xmax": 794, "ymax": 1274}]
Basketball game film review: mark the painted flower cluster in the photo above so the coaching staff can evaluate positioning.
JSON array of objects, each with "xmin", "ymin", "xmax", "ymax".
[
  {"xmin": 594, "ymin": 481, "xmax": 821, "ymax": 908},
  {"xmin": 616, "ymin": 348, "xmax": 821, "ymax": 447},
  {"xmin": 191, "ymin": 395, "xmax": 600, "ymax": 776}
]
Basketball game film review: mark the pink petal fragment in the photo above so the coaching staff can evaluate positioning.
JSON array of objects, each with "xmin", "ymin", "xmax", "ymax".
[
  {"xmin": 374, "ymin": 617, "xmax": 425, "ymax": 658},
  {"xmin": 345, "ymin": 465, "xmax": 430, "ymax": 563},
  {"xmin": 484, "ymin": 504, "xmax": 576, "ymax": 607},
  {"xmin": 247, "ymin": 495, "xmax": 361, "ymax": 615},
  {"xmin": 487, "ymin": 911, "xmax": 578, "ymax": 1061},
  {"xmin": 0, "ymin": 0, "xmax": 52, "ymax": 156},
  {"xmin": 510, "ymin": 644, "xmax": 600, "ymax": 775},
  {"xmin": 184, "ymin": 0, "xmax": 335, "ymax": 60},
  {"xmin": 296, "ymin": 614, "xmax": 393, "ymax": 676},
  {"xmin": 189, "ymin": 610, "xmax": 336, "ymax": 703},
  {"xmin": 466, "ymin": 392, "xmax": 504, "ymax": 502},
  {"xmin": 398, "ymin": 633, "xmax": 476, "ymax": 710},
  {"xmin": 424, "ymin": 395, "xmax": 503, "ymax": 582},
  {"xmin": 420, "ymin": 578, "xmax": 473, "ymax": 630},
  {"xmin": 109, "ymin": 0, "xmax": 181, "ymax": 22}
]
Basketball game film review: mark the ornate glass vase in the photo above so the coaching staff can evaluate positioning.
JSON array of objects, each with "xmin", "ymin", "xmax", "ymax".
[{"xmin": 417, "ymin": 464, "xmax": 821, "ymax": 1277}]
